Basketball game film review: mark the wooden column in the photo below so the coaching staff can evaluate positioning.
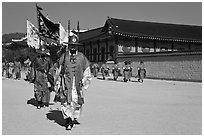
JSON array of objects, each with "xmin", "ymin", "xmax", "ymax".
[
  {"xmin": 171, "ymin": 41, "xmax": 174, "ymax": 51},
  {"xmin": 188, "ymin": 42, "xmax": 191, "ymax": 51},
  {"xmin": 154, "ymin": 39, "xmax": 156, "ymax": 52},
  {"xmin": 114, "ymin": 35, "xmax": 118, "ymax": 60},
  {"xmin": 90, "ymin": 41, "xmax": 92, "ymax": 62},
  {"xmin": 105, "ymin": 38, "xmax": 109, "ymax": 60},
  {"xmin": 97, "ymin": 40, "xmax": 100, "ymax": 62},
  {"xmin": 135, "ymin": 37, "xmax": 138, "ymax": 53}
]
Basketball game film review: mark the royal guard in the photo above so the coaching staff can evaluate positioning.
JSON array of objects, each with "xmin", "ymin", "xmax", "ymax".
[
  {"xmin": 30, "ymin": 45, "xmax": 53, "ymax": 109},
  {"xmin": 128, "ymin": 61, "xmax": 133, "ymax": 81},
  {"xmin": 122, "ymin": 61, "xmax": 131, "ymax": 82},
  {"xmin": 8, "ymin": 61, "xmax": 14, "ymax": 78},
  {"xmin": 14, "ymin": 59, "xmax": 21, "ymax": 80},
  {"xmin": 112, "ymin": 61, "xmax": 120, "ymax": 81},
  {"xmin": 24, "ymin": 57, "xmax": 32, "ymax": 81},
  {"xmin": 137, "ymin": 61, "xmax": 146, "ymax": 83},
  {"xmin": 56, "ymin": 34, "xmax": 92, "ymax": 130},
  {"xmin": 100, "ymin": 62, "xmax": 108, "ymax": 80},
  {"xmin": 92, "ymin": 63, "xmax": 99, "ymax": 77}
]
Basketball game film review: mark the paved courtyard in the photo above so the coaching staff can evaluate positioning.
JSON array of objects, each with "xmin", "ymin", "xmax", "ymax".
[{"xmin": 2, "ymin": 74, "xmax": 202, "ymax": 135}]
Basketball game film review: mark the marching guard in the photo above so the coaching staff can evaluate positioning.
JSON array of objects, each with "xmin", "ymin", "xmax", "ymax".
[
  {"xmin": 91, "ymin": 63, "xmax": 99, "ymax": 77},
  {"xmin": 56, "ymin": 34, "xmax": 92, "ymax": 130},
  {"xmin": 30, "ymin": 45, "xmax": 53, "ymax": 109},
  {"xmin": 100, "ymin": 62, "xmax": 108, "ymax": 80},
  {"xmin": 112, "ymin": 61, "xmax": 120, "ymax": 81},
  {"xmin": 137, "ymin": 61, "xmax": 146, "ymax": 83},
  {"xmin": 122, "ymin": 61, "xmax": 132, "ymax": 82},
  {"xmin": 14, "ymin": 59, "xmax": 21, "ymax": 80},
  {"xmin": 24, "ymin": 57, "xmax": 32, "ymax": 81}
]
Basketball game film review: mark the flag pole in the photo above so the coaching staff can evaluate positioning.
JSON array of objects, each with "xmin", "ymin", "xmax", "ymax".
[
  {"xmin": 66, "ymin": 20, "xmax": 70, "ymax": 51},
  {"xmin": 77, "ymin": 20, "xmax": 80, "ymax": 39},
  {"xmin": 36, "ymin": 3, "xmax": 41, "ymax": 48}
]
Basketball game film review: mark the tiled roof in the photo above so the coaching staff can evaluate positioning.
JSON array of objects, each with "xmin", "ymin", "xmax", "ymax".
[
  {"xmin": 79, "ymin": 27, "xmax": 105, "ymax": 42},
  {"xmin": 79, "ymin": 17, "xmax": 202, "ymax": 43},
  {"xmin": 108, "ymin": 18, "xmax": 202, "ymax": 42}
]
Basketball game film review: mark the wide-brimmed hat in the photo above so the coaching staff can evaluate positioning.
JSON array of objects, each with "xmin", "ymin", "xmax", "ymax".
[
  {"xmin": 36, "ymin": 45, "xmax": 50, "ymax": 55},
  {"xmin": 64, "ymin": 34, "xmax": 82, "ymax": 45}
]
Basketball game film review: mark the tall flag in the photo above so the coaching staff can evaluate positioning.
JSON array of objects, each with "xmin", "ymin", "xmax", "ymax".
[
  {"xmin": 36, "ymin": 4, "xmax": 59, "ymax": 41},
  {"xmin": 59, "ymin": 23, "xmax": 68, "ymax": 44},
  {"xmin": 77, "ymin": 21, "xmax": 80, "ymax": 38},
  {"xmin": 27, "ymin": 20, "xmax": 40, "ymax": 49}
]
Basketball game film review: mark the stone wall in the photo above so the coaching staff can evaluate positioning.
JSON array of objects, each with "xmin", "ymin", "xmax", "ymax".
[{"xmin": 117, "ymin": 52, "xmax": 202, "ymax": 82}]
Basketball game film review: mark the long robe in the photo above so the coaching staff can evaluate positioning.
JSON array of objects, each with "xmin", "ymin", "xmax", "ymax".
[
  {"xmin": 138, "ymin": 64, "xmax": 146, "ymax": 81},
  {"xmin": 123, "ymin": 65, "xmax": 131, "ymax": 82},
  {"xmin": 31, "ymin": 55, "xmax": 53, "ymax": 104},
  {"xmin": 58, "ymin": 51, "xmax": 92, "ymax": 119},
  {"xmin": 92, "ymin": 63, "xmax": 99, "ymax": 77},
  {"xmin": 112, "ymin": 64, "xmax": 120, "ymax": 80}
]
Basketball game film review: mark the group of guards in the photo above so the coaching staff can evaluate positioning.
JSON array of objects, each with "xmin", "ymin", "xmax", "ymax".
[
  {"xmin": 2, "ymin": 59, "xmax": 22, "ymax": 80},
  {"xmin": 23, "ymin": 34, "xmax": 92, "ymax": 131},
  {"xmin": 91, "ymin": 60, "xmax": 146, "ymax": 82},
  {"xmin": 3, "ymin": 34, "xmax": 146, "ymax": 131}
]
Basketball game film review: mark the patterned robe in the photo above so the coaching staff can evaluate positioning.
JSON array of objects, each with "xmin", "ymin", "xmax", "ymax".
[
  {"xmin": 101, "ymin": 64, "xmax": 108, "ymax": 80},
  {"xmin": 58, "ymin": 51, "xmax": 92, "ymax": 119},
  {"xmin": 112, "ymin": 64, "xmax": 120, "ymax": 80},
  {"xmin": 31, "ymin": 55, "xmax": 53, "ymax": 104},
  {"xmin": 92, "ymin": 63, "xmax": 99, "ymax": 77},
  {"xmin": 123, "ymin": 64, "xmax": 131, "ymax": 82},
  {"xmin": 138, "ymin": 64, "xmax": 146, "ymax": 81}
]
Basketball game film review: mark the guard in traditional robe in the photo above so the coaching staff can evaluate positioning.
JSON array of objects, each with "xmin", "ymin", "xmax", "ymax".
[
  {"xmin": 14, "ymin": 60, "xmax": 21, "ymax": 80},
  {"xmin": 100, "ymin": 62, "xmax": 108, "ymax": 80},
  {"xmin": 137, "ymin": 61, "xmax": 146, "ymax": 83},
  {"xmin": 128, "ymin": 61, "xmax": 133, "ymax": 81},
  {"xmin": 92, "ymin": 63, "xmax": 99, "ymax": 77},
  {"xmin": 24, "ymin": 57, "xmax": 32, "ymax": 81},
  {"xmin": 30, "ymin": 45, "xmax": 53, "ymax": 109},
  {"xmin": 112, "ymin": 61, "xmax": 120, "ymax": 81},
  {"xmin": 123, "ymin": 61, "xmax": 131, "ymax": 82},
  {"xmin": 57, "ymin": 34, "xmax": 92, "ymax": 130},
  {"xmin": 8, "ymin": 61, "xmax": 14, "ymax": 78}
]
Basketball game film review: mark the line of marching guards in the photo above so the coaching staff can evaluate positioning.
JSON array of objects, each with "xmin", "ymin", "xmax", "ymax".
[
  {"xmin": 2, "ymin": 58, "xmax": 146, "ymax": 83},
  {"xmin": 91, "ymin": 60, "xmax": 146, "ymax": 83},
  {"xmin": 2, "ymin": 59, "xmax": 22, "ymax": 80}
]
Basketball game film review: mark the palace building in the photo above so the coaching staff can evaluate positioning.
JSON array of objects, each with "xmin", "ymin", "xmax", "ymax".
[{"xmin": 78, "ymin": 17, "xmax": 202, "ymax": 82}]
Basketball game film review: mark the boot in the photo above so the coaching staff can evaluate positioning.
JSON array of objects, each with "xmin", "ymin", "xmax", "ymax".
[
  {"xmin": 37, "ymin": 101, "xmax": 43, "ymax": 109},
  {"xmin": 66, "ymin": 117, "xmax": 73, "ymax": 130}
]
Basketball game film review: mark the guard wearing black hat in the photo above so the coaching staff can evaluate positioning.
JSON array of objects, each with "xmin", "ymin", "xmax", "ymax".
[
  {"xmin": 30, "ymin": 45, "xmax": 53, "ymax": 109},
  {"xmin": 122, "ymin": 61, "xmax": 131, "ymax": 82},
  {"xmin": 112, "ymin": 60, "xmax": 120, "ymax": 81},
  {"xmin": 56, "ymin": 33, "xmax": 92, "ymax": 130}
]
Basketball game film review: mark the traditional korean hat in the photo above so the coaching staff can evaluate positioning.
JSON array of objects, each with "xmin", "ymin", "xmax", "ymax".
[{"xmin": 64, "ymin": 33, "xmax": 82, "ymax": 45}]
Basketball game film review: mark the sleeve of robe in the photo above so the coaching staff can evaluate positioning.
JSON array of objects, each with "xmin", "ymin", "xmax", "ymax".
[{"xmin": 81, "ymin": 54, "xmax": 92, "ymax": 90}]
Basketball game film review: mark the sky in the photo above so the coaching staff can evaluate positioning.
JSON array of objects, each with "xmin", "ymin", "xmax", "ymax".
[{"xmin": 2, "ymin": 2, "xmax": 202, "ymax": 35}]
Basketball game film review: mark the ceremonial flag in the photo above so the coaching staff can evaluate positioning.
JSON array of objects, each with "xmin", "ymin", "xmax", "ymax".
[
  {"xmin": 36, "ymin": 5, "xmax": 59, "ymax": 40},
  {"xmin": 59, "ymin": 23, "xmax": 68, "ymax": 44},
  {"xmin": 27, "ymin": 20, "xmax": 40, "ymax": 49}
]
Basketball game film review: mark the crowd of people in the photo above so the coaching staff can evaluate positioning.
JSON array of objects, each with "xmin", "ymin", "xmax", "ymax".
[
  {"xmin": 2, "ymin": 59, "xmax": 22, "ymax": 80},
  {"xmin": 91, "ymin": 60, "xmax": 146, "ymax": 83}
]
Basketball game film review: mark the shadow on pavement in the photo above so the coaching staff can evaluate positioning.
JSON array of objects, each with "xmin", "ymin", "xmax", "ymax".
[
  {"xmin": 97, "ymin": 77, "xmax": 141, "ymax": 83},
  {"xmin": 46, "ymin": 110, "xmax": 66, "ymax": 127},
  {"xmin": 107, "ymin": 77, "xmax": 125, "ymax": 82},
  {"xmin": 27, "ymin": 98, "xmax": 38, "ymax": 107}
]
